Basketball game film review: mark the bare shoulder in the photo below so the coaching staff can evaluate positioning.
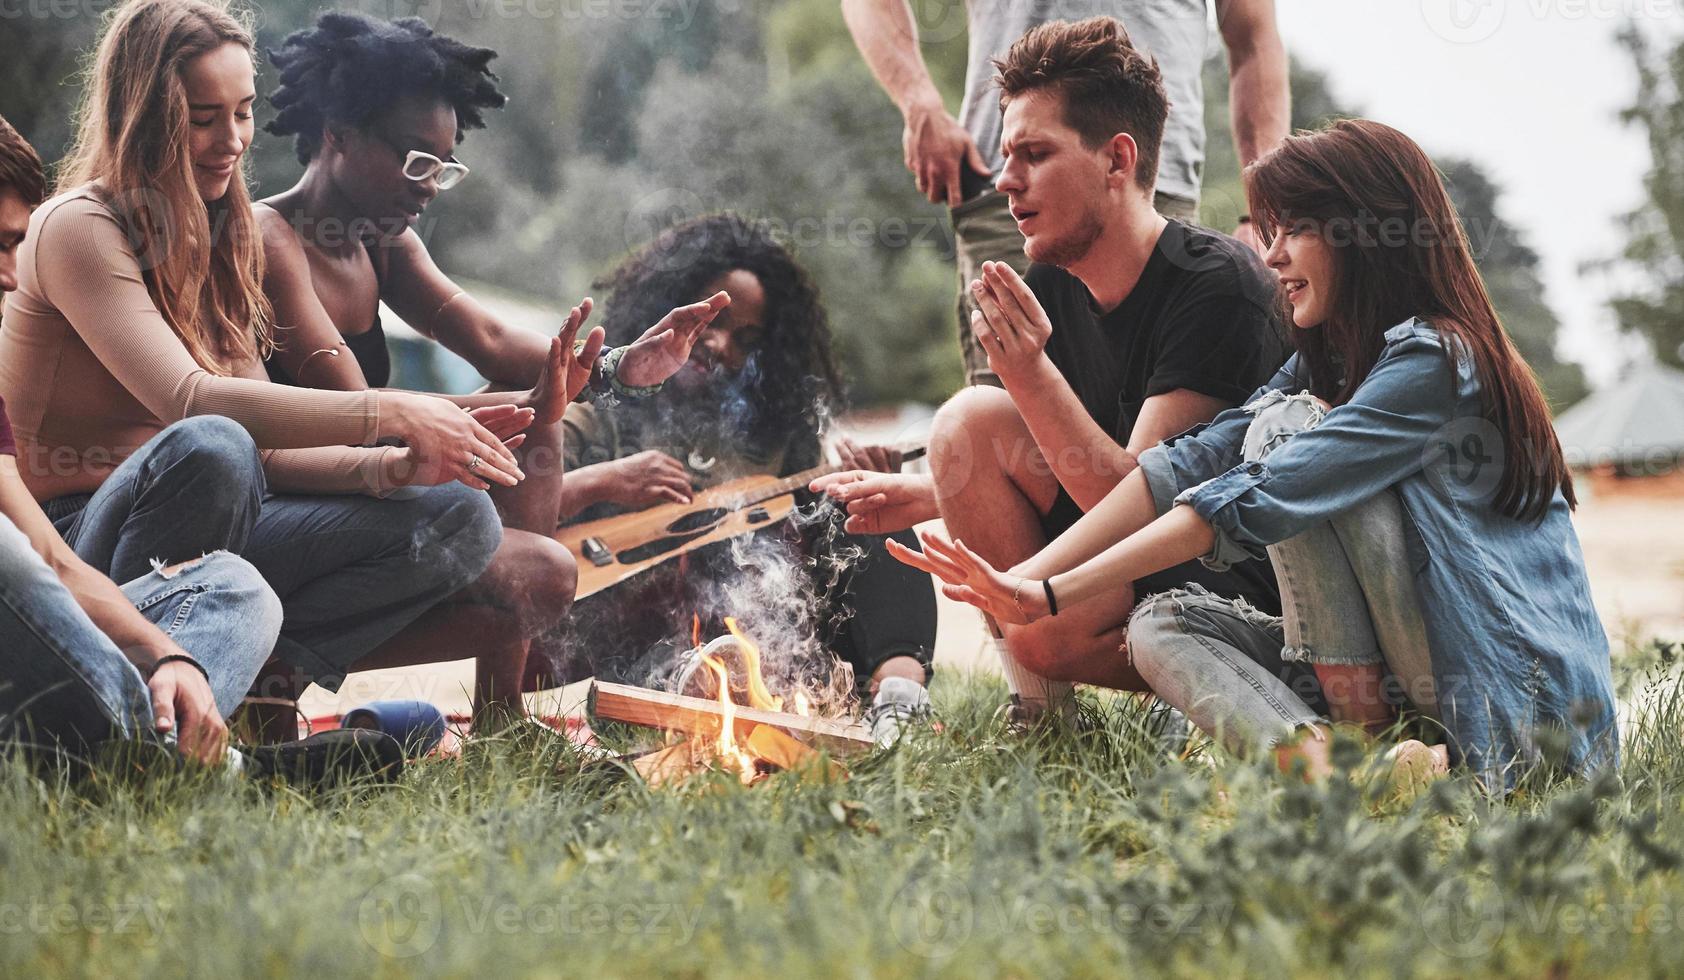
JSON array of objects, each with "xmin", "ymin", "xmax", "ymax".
[{"xmin": 252, "ymin": 201, "xmax": 302, "ymax": 253}]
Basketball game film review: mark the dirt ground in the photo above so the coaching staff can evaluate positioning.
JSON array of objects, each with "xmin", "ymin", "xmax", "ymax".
[{"xmin": 299, "ymin": 463, "xmax": 1682, "ymax": 723}]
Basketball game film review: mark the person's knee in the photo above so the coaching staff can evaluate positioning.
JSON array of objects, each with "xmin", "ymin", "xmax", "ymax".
[
  {"xmin": 932, "ymin": 385, "xmax": 1017, "ymax": 447},
  {"xmin": 1007, "ymin": 619, "xmax": 1085, "ymax": 682},
  {"xmin": 155, "ymin": 416, "xmax": 264, "ymax": 489},
  {"xmin": 160, "ymin": 551, "xmax": 283, "ymax": 638},
  {"xmin": 930, "ymin": 385, "xmax": 1027, "ymax": 496},
  {"xmin": 1241, "ymin": 392, "xmax": 1328, "ymax": 462},
  {"xmin": 1122, "ymin": 593, "xmax": 1180, "ymax": 683},
  {"xmin": 507, "ymin": 534, "xmax": 577, "ymax": 634},
  {"xmin": 413, "ymin": 485, "xmax": 505, "ymax": 592}
]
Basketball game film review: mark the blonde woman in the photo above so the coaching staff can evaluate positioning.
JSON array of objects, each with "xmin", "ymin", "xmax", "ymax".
[{"xmin": 0, "ymin": 0, "xmax": 578, "ymax": 733}]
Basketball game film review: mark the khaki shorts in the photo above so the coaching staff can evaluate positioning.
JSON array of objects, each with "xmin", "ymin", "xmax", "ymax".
[{"xmin": 951, "ymin": 189, "xmax": 1199, "ymax": 386}]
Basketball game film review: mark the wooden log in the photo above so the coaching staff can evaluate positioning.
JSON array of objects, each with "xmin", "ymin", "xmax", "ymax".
[
  {"xmin": 746, "ymin": 725, "xmax": 845, "ymax": 782},
  {"xmin": 589, "ymin": 681, "xmax": 874, "ymax": 755},
  {"xmin": 631, "ymin": 742, "xmax": 702, "ymax": 787}
]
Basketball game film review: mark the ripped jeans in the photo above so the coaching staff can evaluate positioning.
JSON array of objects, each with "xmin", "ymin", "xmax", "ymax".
[
  {"xmin": 1126, "ymin": 391, "xmax": 1437, "ymax": 756},
  {"xmin": 45, "ymin": 417, "xmax": 503, "ymax": 694},
  {"xmin": 0, "ymin": 517, "xmax": 280, "ymax": 752}
]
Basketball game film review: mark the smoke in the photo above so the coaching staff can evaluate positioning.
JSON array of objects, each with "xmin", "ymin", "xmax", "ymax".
[{"xmin": 548, "ymin": 371, "xmax": 872, "ymax": 715}]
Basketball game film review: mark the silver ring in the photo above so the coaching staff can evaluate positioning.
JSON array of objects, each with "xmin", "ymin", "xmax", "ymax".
[{"xmin": 467, "ymin": 455, "xmax": 481, "ymax": 472}]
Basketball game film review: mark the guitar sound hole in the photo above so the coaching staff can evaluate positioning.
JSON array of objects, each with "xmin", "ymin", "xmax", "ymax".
[
  {"xmin": 617, "ymin": 529, "xmax": 712, "ymax": 564},
  {"xmin": 665, "ymin": 508, "xmax": 730, "ymax": 534}
]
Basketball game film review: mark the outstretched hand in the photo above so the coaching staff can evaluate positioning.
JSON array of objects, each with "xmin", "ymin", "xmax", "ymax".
[
  {"xmin": 810, "ymin": 470, "xmax": 937, "ymax": 536},
  {"xmin": 885, "ymin": 530, "xmax": 1050, "ymax": 626},
  {"xmin": 529, "ymin": 297, "xmax": 603, "ymax": 420},
  {"xmin": 832, "ymin": 436, "xmax": 903, "ymax": 474},
  {"xmin": 616, "ymin": 290, "xmax": 732, "ymax": 388}
]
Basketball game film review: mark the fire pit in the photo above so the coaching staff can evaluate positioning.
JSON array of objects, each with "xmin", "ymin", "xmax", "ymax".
[{"xmin": 587, "ymin": 618, "xmax": 873, "ymax": 785}]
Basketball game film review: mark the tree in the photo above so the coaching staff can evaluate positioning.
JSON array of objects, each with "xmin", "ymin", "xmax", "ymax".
[
  {"xmin": 1598, "ymin": 26, "xmax": 1684, "ymax": 367},
  {"xmin": 1201, "ymin": 55, "xmax": 1587, "ymax": 409}
]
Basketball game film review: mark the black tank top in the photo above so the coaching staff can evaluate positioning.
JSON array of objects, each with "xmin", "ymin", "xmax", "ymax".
[
  {"xmin": 265, "ymin": 244, "xmax": 393, "ymax": 389},
  {"xmin": 265, "ymin": 315, "xmax": 391, "ymax": 389}
]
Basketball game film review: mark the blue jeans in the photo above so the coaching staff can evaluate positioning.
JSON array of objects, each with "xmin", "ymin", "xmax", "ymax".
[
  {"xmin": 0, "ymin": 516, "xmax": 281, "ymax": 751},
  {"xmin": 1127, "ymin": 393, "xmax": 1437, "ymax": 756},
  {"xmin": 46, "ymin": 417, "xmax": 505, "ymax": 694}
]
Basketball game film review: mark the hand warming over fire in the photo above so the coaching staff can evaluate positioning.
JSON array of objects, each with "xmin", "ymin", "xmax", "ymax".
[
  {"xmin": 832, "ymin": 436, "xmax": 902, "ymax": 474},
  {"xmin": 810, "ymin": 470, "xmax": 938, "ymax": 535},
  {"xmin": 615, "ymin": 290, "xmax": 732, "ymax": 388},
  {"xmin": 529, "ymin": 297, "xmax": 602, "ymax": 422},
  {"xmin": 885, "ymin": 530, "xmax": 1051, "ymax": 626}
]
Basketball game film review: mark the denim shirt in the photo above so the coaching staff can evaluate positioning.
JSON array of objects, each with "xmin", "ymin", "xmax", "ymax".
[{"xmin": 1138, "ymin": 318, "xmax": 1617, "ymax": 787}]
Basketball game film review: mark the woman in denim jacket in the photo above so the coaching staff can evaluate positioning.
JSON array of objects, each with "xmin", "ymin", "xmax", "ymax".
[{"xmin": 892, "ymin": 119, "xmax": 1617, "ymax": 790}]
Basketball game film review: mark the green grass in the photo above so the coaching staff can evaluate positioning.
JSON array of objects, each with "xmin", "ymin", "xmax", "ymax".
[{"xmin": 3, "ymin": 643, "xmax": 1682, "ymax": 979}]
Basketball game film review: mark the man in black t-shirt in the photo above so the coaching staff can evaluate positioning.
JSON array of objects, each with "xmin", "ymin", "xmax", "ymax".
[
  {"xmin": 812, "ymin": 18, "xmax": 1286, "ymax": 722},
  {"xmin": 1028, "ymin": 220, "xmax": 1284, "ymax": 611}
]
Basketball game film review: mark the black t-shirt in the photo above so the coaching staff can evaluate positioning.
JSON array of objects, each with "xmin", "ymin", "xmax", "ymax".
[{"xmin": 1030, "ymin": 219, "xmax": 1287, "ymax": 613}]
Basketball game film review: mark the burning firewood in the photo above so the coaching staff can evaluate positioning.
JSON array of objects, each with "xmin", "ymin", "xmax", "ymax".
[
  {"xmin": 588, "ymin": 681, "xmax": 873, "ymax": 756},
  {"xmin": 592, "ymin": 618, "xmax": 871, "ymax": 785}
]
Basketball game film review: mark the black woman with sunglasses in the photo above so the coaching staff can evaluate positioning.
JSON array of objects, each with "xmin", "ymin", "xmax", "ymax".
[{"xmin": 254, "ymin": 13, "xmax": 729, "ymax": 733}]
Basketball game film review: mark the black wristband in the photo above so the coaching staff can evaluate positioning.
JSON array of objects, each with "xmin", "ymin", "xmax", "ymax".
[
  {"xmin": 148, "ymin": 653, "xmax": 209, "ymax": 682},
  {"xmin": 1042, "ymin": 578, "xmax": 1059, "ymax": 617}
]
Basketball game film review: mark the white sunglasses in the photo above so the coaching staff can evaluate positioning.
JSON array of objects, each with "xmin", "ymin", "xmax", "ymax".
[{"xmin": 399, "ymin": 149, "xmax": 471, "ymax": 190}]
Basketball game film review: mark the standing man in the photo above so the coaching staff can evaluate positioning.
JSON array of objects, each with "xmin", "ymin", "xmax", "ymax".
[{"xmin": 843, "ymin": 0, "xmax": 1288, "ymax": 385}]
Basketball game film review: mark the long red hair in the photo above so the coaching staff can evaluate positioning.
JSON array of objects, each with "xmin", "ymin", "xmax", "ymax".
[{"xmin": 1244, "ymin": 119, "xmax": 1573, "ymax": 521}]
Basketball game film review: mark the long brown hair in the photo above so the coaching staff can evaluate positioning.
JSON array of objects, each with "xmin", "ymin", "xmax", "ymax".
[
  {"xmin": 59, "ymin": 0, "xmax": 271, "ymax": 373},
  {"xmin": 1244, "ymin": 118, "xmax": 1573, "ymax": 521}
]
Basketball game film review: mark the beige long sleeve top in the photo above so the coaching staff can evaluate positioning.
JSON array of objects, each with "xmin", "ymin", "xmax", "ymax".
[{"xmin": 0, "ymin": 189, "xmax": 397, "ymax": 502}]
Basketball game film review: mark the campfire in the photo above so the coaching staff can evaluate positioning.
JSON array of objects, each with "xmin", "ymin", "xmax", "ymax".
[{"xmin": 587, "ymin": 617, "xmax": 873, "ymax": 786}]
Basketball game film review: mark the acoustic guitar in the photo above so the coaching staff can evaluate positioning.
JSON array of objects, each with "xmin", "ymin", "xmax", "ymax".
[{"xmin": 558, "ymin": 445, "xmax": 925, "ymax": 601}]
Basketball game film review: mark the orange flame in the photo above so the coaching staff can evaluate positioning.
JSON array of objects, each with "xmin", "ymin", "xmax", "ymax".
[
  {"xmin": 702, "ymin": 654, "xmax": 757, "ymax": 781},
  {"xmin": 691, "ymin": 613, "xmax": 701, "ymax": 651},
  {"xmin": 724, "ymin": 617, "xmax": 783, "ymax": 712}
]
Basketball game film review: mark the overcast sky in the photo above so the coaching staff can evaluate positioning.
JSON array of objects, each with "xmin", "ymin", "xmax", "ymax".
[{"xmin": 1271, "ymin": 0, "xmax": 1681, "ymax": 385}]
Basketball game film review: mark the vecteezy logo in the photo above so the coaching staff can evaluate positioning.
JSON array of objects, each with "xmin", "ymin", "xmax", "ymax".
[
  {"xmin": 622, "ymin": 187, "xmax": 708, "ymax": 270},
  {"xmin": 888, "ymin": 870, "xmax": 975, "ymax": 960},
  {"xmin": 1419, "ymin": 878, "xmax": 1505, "ymax": 959},
  {"xmin": 357, "ymin": 872, "xmax": 444, "ymax": 959},
  {"xmin": 901, "ymin": 0, "xmax": 969, "ymax": 45},
  {"xmin": 1421, "ymin": 0, "xmax": 1507, "ymax": 44},
  {"xmin": 1422, "ymin": 416, "xmax": 1506, "ymax": 502}
]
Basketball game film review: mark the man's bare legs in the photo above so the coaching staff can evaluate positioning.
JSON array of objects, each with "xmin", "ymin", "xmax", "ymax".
[{"xmin": 928, "ymin": 387, "xmax": 1149, "ymax": 700}]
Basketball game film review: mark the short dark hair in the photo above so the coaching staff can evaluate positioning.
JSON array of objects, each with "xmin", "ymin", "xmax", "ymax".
[
  {"xmin": 993, "ymin": 16, "xmax": 1168, "ymax": 189},
  {"xmin": 265, "ymin": 13, "xmax": 506, "ymax": 165},
  {"xmin": 0, "ymin": 114, "xmax": 47, "ymax": 206}
]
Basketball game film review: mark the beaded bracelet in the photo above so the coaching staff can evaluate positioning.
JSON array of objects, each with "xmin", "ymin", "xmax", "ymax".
[{"xmin": 602, "ymin": 345, "xmax": 664, "ymax": 400}]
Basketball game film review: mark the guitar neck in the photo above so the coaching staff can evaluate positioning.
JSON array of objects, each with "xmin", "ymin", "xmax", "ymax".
[{"xmin": 734, "ymin": 444, "xmax": 927, "ymax": 508}]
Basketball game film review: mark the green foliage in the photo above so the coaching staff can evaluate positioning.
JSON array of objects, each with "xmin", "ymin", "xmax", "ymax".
[
  {"xmin": 1200, "ymin": 55, "xmax": 1587, "ymax": 411},
  {"xmin": 1598, "ymin": 26, "xmax": 1684, "ymax": 368},
  {"xmin": 1439, "ymin": 158, "xmax": 1590, "ymax": 409},
  {"xmin": 2, "ymin": 0, "xmax": 1591, "ymax": 410},
  {"xmin": 1, "ymin": 667, "xmax": 1682, "ymax": 977}
]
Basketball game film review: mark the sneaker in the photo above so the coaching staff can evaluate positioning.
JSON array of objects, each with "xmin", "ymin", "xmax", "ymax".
[
  {"xmin": 1144, "ymin": 701, "xmax": 1194, "ymax": 759},
  {"xmin": 241, "ymin": 729, "xmax": 405, "ymax": 786},
  {"xmin": 866, "ymin": 676, "xmax": 932, "ymax": 748}
]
